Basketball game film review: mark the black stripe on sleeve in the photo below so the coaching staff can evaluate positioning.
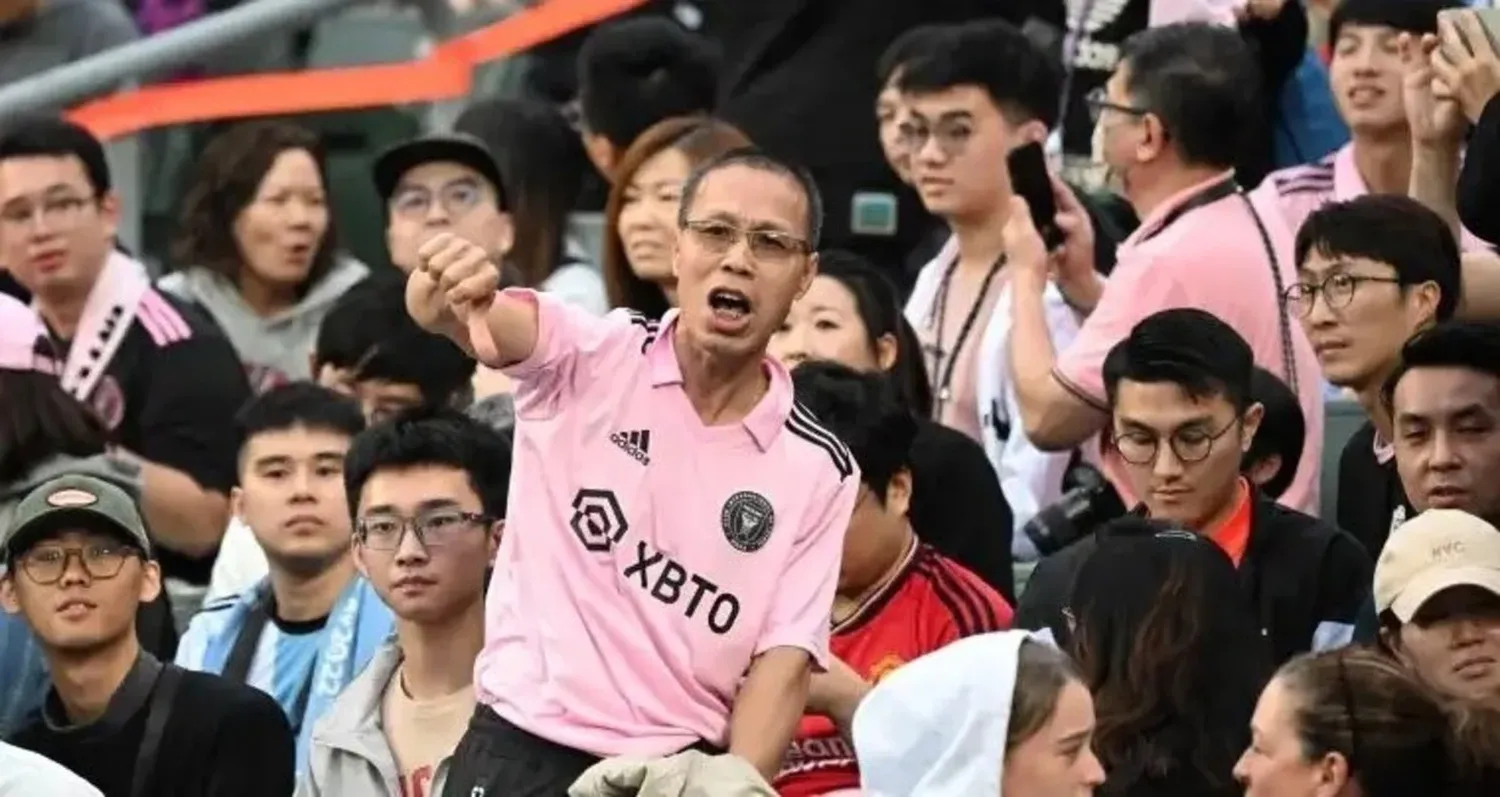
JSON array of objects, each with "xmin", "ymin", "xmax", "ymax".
[
  {"xmin": 786, "ymin": 402, "xmax": 854, "ymax": 480},
  {"xmin": 916, "ymin": 554, "xmax": 1001, "ymax": 637}
]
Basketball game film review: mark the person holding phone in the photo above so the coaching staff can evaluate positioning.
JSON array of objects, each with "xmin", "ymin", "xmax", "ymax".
[
  {"xmin": 894, "ymin": 21, "xmax": 1088, "ymax": 574},
  {"xmin": 1003, "ymin": 23, "xmax": 1327, "ymax": 519}
]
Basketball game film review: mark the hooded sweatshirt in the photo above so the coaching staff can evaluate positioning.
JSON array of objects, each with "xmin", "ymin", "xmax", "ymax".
[
  {"xmin": 157, "ymin": 257, "xmax": 369, "ymax": 389},
  {"xmin": 852, "ymin": 631, "xmax": 1029, "ymax": 796}
]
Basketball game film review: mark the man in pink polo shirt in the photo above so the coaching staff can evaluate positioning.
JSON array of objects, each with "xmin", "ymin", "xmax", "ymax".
[
  {"xmin": 1005, "ymin": 22, "xmax": 1325, "ymax": 516},
  {"xmin": 407, "ymin": 148, "xmax": 859, "ymax": 795},
  {"xmin": 1248, "ymin": 0, "xmax": 1499, "ymax": 314}
]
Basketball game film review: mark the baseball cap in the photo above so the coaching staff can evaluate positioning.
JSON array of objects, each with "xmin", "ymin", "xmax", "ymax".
[
  {"xmin": 1, "ymin": 474, "xmax": 153, "ymax": 563},
  {"xmin": 372, "ymin": 132, "xmax": 508, "ymax": 208},
  {"xmin": 1374, "ymin": 508, "xmax": 1500, "ymax": 622}
]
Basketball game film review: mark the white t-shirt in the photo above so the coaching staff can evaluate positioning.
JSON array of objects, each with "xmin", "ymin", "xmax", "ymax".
[
  {"xmin": 204, "ymin": 517, "xmax": 268, "ymax": 604},
  {"xmin": 540, "ymin": 262, "xmax": 608, "ymax": 316},
  {"xmin": 0, "ymin": 741, "xmax": 103, "ymax": 796}
]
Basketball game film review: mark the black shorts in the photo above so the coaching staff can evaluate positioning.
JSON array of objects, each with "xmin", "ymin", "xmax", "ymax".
[
  {"xmin": 440, "ymin": 706, "xmax": 727, "ymax": 797},
  {"xmin": 441, "ymin": 706, "xmax": 601, "ymax": 797}
]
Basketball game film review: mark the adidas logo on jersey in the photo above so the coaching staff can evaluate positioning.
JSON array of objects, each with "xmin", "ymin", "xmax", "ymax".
[{"xmin": 611, "ymin": 429, "xmax": 652, "ymax": 465}]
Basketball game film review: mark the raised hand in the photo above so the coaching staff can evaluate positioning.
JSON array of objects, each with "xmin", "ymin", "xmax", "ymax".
[
  {"xmin": 1049, "ymin": 175, "xmax": 1098, "ymax": 292},
  {"xmin": 405, "ymin": 232, "xmax": 500, "ymax": 337},
  {"xmin": 1432, "ymin": 10, "xmax": 1500, "ymax": 124},
  {"xmin": 1001, "ymin": 195, "xmax": 1052, "ymax": 290},
  {"xmin": 1400, "ymin": 31, "xmax": 1469, "ymax": 149}
]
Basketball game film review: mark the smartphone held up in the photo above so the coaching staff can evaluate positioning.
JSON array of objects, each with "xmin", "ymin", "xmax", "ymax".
[{"xmin": 1006, "ymin": 142, "xmax": 1066, "ymax": 251}]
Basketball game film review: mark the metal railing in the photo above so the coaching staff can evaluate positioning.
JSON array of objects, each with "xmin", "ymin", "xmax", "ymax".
[
  {"xmin": 0, "ymin": 0, "xmax": 421, "ymax": 118},
  {"xmin": 0, "ymin": 0, "xmax": 462, "ymax": 255}
]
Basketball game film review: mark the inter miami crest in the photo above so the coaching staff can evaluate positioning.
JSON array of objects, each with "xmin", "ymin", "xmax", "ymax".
[{"xmin": 721, "ymin": 491, "xmax": 775, "ymax": 553}]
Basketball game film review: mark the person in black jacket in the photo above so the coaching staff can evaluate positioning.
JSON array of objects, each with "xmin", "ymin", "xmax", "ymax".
[
  {"xmin": 1348, "ymin": 321, "xmax": 1500, "ymax": 643},
  {"xmin": 1291, "ymin": 197, "xmax": 1461, "ymax": 557},
  {"xmin": 1071, "ymin": 522, "xmax": 1271, "ymax": 797},
  {"xmin": 768, "ymin": 250, "xmax": 1016, "ymax": 600},
  {"xmin": 0, "ymin": 474, "xmax": 293, "ymax": 796},
  {"xmin": 1015, "ymin": 308, "xmax": 1371, "ymax": 665}
]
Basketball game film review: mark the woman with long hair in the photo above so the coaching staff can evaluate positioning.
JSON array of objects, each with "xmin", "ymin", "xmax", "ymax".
[
  {"xmin": 1070, "ymin": 520, "xmax": 1273, "ymax": 796},
  {"xmin": 767, "ymin": 249, "xmax": 1016, "ymax": 598},
  {"xmin": 1236, "ymin": 648, "xmax": 1500, "ymax": 797},
  {"xmin": 602, "ymin": 116, "xmax": 751, "ymax": 317},
  {"xmin": 160, "ymin": 120, "xmax": 367, "ymax": 389}
]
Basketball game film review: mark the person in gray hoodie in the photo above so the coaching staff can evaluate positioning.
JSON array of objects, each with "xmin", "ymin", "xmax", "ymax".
[
  {"xmin": 851, "ymin": 631, "xmax": 1105, "ymax": 796},
  {"xmin": 299, "ymin": 408, "xmax": 510, "ymax": 796},
  {"xmin": 158, "ymin": 120, "xmax": 369, "ymax": 391}
]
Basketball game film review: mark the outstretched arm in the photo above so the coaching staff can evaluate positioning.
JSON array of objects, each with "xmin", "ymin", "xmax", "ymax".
[{"xmin": 406, "ymin": 232, "xmax": 538, "ymax": 367}]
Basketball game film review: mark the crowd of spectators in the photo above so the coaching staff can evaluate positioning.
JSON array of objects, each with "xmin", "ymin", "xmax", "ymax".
[{"xmin": 0, "ymin": 0, "xmax": 1499, "ymax": 796}]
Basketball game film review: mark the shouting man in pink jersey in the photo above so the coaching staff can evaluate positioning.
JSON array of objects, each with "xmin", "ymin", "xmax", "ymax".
[{"xmin": 408, "ymin": 148, "xmax": 860, "ymax": 796}]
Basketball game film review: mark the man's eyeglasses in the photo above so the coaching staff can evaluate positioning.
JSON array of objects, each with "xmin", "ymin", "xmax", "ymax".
[
  {"xmin": 1085, "ymin": 87, "xmax": 1149, "ymax": 125},
  {"xmin": 388, "ymin": 180, "xmax": 487, "ymax": 220},
  {"xmin": 1113, "ymin": 418, "xmax": 1240, "ymax": 466},
  {"xmin": 1282, "ymin": 272, "xmax": 1402, "ymax": 318},
  {"xmin": 682, "ymin": 219, "xmax": 809, "ymax": 263},
  {"xmin": 13, "ymin": 544, "xmax": 140, "ymax": 585},
  {"xmin": 0, "ymin": 194, "xmax": 95, "ymax": 231},
  {"xmin": 895, "ymin": 118, "xmax": 973, "ymax": 159},
  {"xmin": 355, "ymin": 508, "xmax": 491, "ymax": 551}
]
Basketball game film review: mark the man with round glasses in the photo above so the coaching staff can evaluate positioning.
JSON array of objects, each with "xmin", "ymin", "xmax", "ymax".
[
  {"xmin": 1015, "ymin": 308, "xmax": 1370, "ymax": 667},
  {"xmin": 302, "ymin": 408, "xmax": 511, "ymax": 797},
  {"xmin": 1, "ymin": 473, "xmax": 294, "ymax": 795},
  {"xmin": 1289, "ymin": 196, "xmax": 1462, "ymax": 558}
]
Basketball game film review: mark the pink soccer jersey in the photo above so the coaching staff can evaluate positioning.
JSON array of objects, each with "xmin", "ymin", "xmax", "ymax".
[
  {"xmin": 474, "ymin": 289, "xmax": 860, "ymax": 758},
  {"xmin": 1249, "ymin": 143, "xmax": 1493, "ymax": 253}
]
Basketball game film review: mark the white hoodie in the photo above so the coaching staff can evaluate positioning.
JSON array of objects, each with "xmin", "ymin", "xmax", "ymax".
[{"xmin": 852, "ymin": 631, "xmax": 1031, "ymax": 796}]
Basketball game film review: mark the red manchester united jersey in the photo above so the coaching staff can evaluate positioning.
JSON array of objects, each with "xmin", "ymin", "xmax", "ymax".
[{"xmin": 775, "ymin": 542, "xmax": 1012, "ymax": 796}]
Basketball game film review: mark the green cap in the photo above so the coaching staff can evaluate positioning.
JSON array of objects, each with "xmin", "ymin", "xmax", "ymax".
[{"xmin": 2, "ymin": 473, "xmax": 152, "ymax": 563}]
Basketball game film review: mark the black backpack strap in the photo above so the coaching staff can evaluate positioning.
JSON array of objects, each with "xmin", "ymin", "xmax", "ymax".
[
  {"xmin": 131, "ymin": 664, "xmax": 182, "ymax": 797},
  {"xmin": 221, "ymin": 592, "xmax": 272, "ymax": 684}
]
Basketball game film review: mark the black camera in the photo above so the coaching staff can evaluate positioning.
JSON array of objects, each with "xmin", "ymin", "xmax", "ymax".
[{"xmin": 1022, "ymin": 463, "xmax": 1126, "ymax": 557}]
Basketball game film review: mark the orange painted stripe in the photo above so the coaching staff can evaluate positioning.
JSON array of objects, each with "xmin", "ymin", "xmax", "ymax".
[{"xmin": 67, "ymin": 0, "xmax": 649, "ymax": 140}]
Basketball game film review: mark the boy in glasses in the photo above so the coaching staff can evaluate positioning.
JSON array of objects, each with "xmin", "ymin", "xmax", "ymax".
[
  {"xmin": 1290, "ymin": 196, "xmax": 1460, "ymax": 558},
  {"xmin": 1, "ymin": 473, "xmax": 293, "ymax": 795},
  {"xmin": 301, "ymin": 408, "xmax": 510, "ymax": 797},
  {"xmin": 1017, "ymin": 309, "xmax": 1370, "ymax": 666}
]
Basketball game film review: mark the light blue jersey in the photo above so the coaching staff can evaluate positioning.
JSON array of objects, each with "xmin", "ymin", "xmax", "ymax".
[
  {"xmin": 247, "ymin": 618, "xmax": 324, "ymax": 726},
  {"xmin": 0, "ymin": 612, "xmax": 48, "ymax": 740},
  {"xmin": 176, "ymin": 576, "xmax": 393, "ymax": 771}
]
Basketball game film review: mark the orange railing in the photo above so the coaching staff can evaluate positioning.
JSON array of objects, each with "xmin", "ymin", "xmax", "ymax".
[{"xmin": 67, "ymin": 0, "xmax": 648, "ymax": 141}]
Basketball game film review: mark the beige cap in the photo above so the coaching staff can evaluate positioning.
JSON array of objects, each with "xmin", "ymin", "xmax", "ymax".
[{"xmin": 1373, "ymin": 509, "xmax": 1500, "ymax": 622}]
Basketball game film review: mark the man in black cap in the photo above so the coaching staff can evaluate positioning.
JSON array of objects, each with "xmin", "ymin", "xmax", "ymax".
[
  {"xmin": 0, "ymin": 474, "xmax": 294, "ymax": 797},
  {"xmin": 373, "ymin": 132, "xmax": 515, "ymax": 278}
]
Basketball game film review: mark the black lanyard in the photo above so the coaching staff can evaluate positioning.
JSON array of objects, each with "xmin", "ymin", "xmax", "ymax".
[
  {"xmin": 1136, "ymin": 178, "xmax": 1299, "ymax": 395},
  {"xmin": 1135, "ymin": 178, "xmax": 1239, "ymax": 240},
  {"xmin": 926, "ymin": 254, "xmax": 1004, "ymax": 418},
  {"xmin": 131, "ymin": 665, "xmax": 181, "ymax": 797}
]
